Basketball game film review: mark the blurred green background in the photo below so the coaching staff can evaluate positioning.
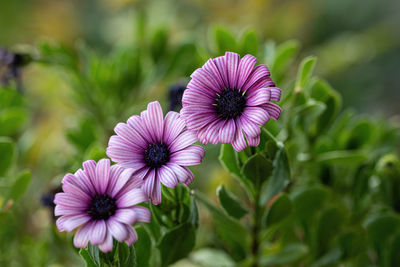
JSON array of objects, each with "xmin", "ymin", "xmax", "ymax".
[{"xmin": 1, "ymin": 0, "xmax": 400, "ymax": 266}]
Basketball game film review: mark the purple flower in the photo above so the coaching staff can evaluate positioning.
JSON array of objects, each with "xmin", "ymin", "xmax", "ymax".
[
  {"xmin": 181, "ymin": 52, "xmax": 281, "ymax": 152},
  {"xmin": 107, "ymin": 101, "xmax": 205, "ymax": 205},
  {"xmin": 54, "ymin": 159, "xmax": 150, "ymax": 253}
]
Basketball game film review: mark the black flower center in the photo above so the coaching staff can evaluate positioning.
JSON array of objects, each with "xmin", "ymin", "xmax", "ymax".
[
  {"xmin": 144, "ymin": 143, "xmax": 170, "ymax": 168},
  {"xmin": 215, "ymin": 89, "xmax": 246, "ymax": 119},
  {"xmin": 87, "ymin": 194, "xmax": 117, "ymax": 220}
]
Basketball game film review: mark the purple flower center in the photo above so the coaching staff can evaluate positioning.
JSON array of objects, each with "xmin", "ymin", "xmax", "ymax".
[
  {"xmin": 144, "ymin": 143, "xmax": 170, "ymax": 168},
  {"xmin": 87, "ymin": 194, "xmax": 117, "ymax": 220},
  {"xmin": 215, "ymin": 89, "xmax": 246, "ymax": 119}
]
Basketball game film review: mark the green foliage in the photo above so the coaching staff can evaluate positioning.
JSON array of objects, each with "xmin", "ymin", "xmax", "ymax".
[
  {"xmin": 264, "ymin": 193, "xmax": 292, "ymax": 227},
  {"xmin": 0, "ymin": 137, "xmax": 14, "ymax": 176},
  {"xmin": 217, "ymin": 185, "xmax": 248, "ymax": 219}
]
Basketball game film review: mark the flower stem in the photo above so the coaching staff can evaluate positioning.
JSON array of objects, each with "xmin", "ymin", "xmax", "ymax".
[{"xmin": 251, "ymin": 171, "xmax": 262, "ymax": 267}]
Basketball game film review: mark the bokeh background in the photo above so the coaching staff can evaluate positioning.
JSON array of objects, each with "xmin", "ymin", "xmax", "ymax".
[{"xmin": 1, "ymin": 0, "xmax": 400, "ymax": 266}]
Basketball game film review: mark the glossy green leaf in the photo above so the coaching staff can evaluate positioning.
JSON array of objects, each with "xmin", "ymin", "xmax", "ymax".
[
  {"xmin": 270, "ymin": 40, "xmax": 300, "ymax": 76},
  {"xmin": 314, "ymin": 207, "xmax": 346, "ymax": 256},
  {"xmin": 217, "ymin": 185, "xmax": 248, "ymax": 219},
  {"xmin": 214, "ymin": 27, "xmax": 238, "ymax": 55},
  {"xmin": 117, "ymin": 242, "xmax": 136, "ymax": 267},
  {"xmin": 134, "ymin": 226, "xmax": 151, "ymax": 267},
  {"xmin": 196, "ymin": 191, "xmax": 249, "ymax": 261},
  {"xmin": 261, "ymin": 147, "xmax": 291, "ymax": 205},
  {"xmin": 0, "ymin": 137, "xmax": 15, "ymax": 176},
  {"xmin": 189, "ymin": 194, "xmax": 199, "ymax": 228},
  {"xmin": 295, "ymin": 56, "xmax": 317, "ymax": 91},
  {"xmin": 261, "ymin": 243, "xmax": 308, "ymax": 265},
  {"xmin": 241, "ymin": 153, "xmax": 272, "ymax": 187},
  {"xmin": 79, "ymin": 248, "xmax": 99, "ymax": 267},
  {"xmin": 0, "ymin": 108, "xmax": 27, "ymax": 136},
  {"xmin": 240, "ymin": 30, "xmax": 258, "ymax": 55},
  {"xmin": 191, "ymin": 248, "xmax": 235, "ymax": 267},
  {"xmin": 158, "ymin": 223, "xmax": 195, "ymax": 266},
  {"xmin": 291, "ymin": 186, "xmax": 329, "ymax": 219},
  {"xmin": 265, "ymin": 193, "xmax": 292, "ymax": 226},
  {"xmin": 8, "ymin": 170, "xmax": 31, "ymax": 202},
  {"xmin": 219, "ymin": 144, "xmax": 254, "ymax": 196},
  {"xmin": 316, "ymin": 150, "xmax": 367, "ymax": 165},
  {"xmin": 364, "ymin": 214, "xmax": 400, "ymax": 251}
]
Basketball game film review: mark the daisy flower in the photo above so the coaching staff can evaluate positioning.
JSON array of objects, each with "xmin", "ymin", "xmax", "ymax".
[
  {"xmin": 106, "ymin": 101, "xmax": 205, "ymax": 205},
  {"xmin": 181, "ymin": 52, "xmax": 281, "ymax": 151},
  {"xmin": 54, "ymin": 159, "xmax": 150, "ymax": 253}
]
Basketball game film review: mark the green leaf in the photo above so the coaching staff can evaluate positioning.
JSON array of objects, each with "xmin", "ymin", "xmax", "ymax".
[
  {"xmin": 150, "ymin": 28, "xmax": 168, "ymax": 62},
  {"xmin": 0, "ymin": 108, "xmax": 27, "ymax": 136},
  {"xmin": 241, "ymin": 153, "xmax": 272, "ymax": 187},
  {"xmin": 261, "ymin": 243, "xmax": 308, "ymax": 265},
  {"xmin": 217, "ymin": 185, "xmax": 248, "ymax": 219},
  {"xmin": 66, "ymin": 118, "xmax": 97, "ymax": 152},
  {"xmin": 219, "ymin": 144, "xmax": 254, "ymax": 196},
  {"xmin": 240, "ymin": 30, "xmax": 258, "ymax": 55},
  {"xmin": 79, "ymin": 249, "xmax": 98, "ymax": 267},
  {"xmin": 270, "ymin": 40, "xmax": 300, "ymax": 76},
  {"xmin": 364, "ymin": 214, "xmax": 400, "ymax": 251},
  {"xmin": 88, "ymin": 244, "xmax": 101, "ymax": 266},
  {"xmin": 314, "ymin": 207, "xmax": 346, "ymax": 256},
  {"xmin": 388, "ymin": 232, "xmax": 400, "ymax": 267},
  {"xmin": 191, "ymin": 248, "xmax": 235, "ymax": 267},
  {"xmin": 134, "ymin": 226, "xmax": 151, "ymax": 267},
  {"xmin": 0, "ymin": 137, "xmax": 15, "ymax": 176},
  {"xmin": 196, "ymin": 191, "xmax": 249, "ymax": 261},
  {"xmin": 158, "ymin": 223, "xmax": 195, "ymax": 267},
  {"xmin": 117, "ymin": 242, "xmax": 136, "ymax": 267},
  {"xmin": 261, "ymin": 147, "xmax": 291, "ymax": 206},
  {"xmin": 316, "ymin": 150, "xmax": 367, "ymax": 165},
  {"xmin": 189, "ymin": 194, "xmax": 199, "ymax": 228},
  {"xmin": 0, "ymin": 88, "xmax": 24, "ymax": 109},
  {"xmin": 294, "ymin": 99, "xmax": 326, "ymax": 118},
  {"xmin": 291, "ymin": 186, "xmax": 329, "ymax": 220},
  {"xmin": 214, "ymin": 27, "xmax": 238, "ymax": 55},
  {"xmin": 338, "ymin": 229, "xmax": 366, "ymax": 259},
  {"xmin": 295, "ymin": 56, "xmax": 317, "ymax": 91},
  {"xmin": 265, "ymin": 193, "xmax": 292, "ymax": 226},
  {"xmin": 8, "ymin": 170, "xmax": 31, "ymax": 202}
]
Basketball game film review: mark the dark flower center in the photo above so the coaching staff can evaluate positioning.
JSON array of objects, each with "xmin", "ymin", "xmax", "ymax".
[
  {"xmin": 144, "ymin": 143, "xmax": 170, "ymax": 168},
  {"xmin": 215, "ymin": 89, "xmax": 246, "ymax": 119},
  {"xmin": 87, "ymin": 194, "xmax": 117, "ymax": 220}
]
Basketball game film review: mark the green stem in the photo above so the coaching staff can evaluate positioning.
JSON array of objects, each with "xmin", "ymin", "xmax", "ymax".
[{"xmin": 251, "ymin": 182, "xmax": 262, "ymax": 267}]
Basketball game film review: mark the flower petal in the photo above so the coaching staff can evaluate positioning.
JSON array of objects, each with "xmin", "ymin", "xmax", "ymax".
[
  {"xmin": 73, "ymin": 222, "xmax": 93, "ymax": 248},
  {"xmin": 110, "ymin": 168, "xmax": 135, "ymax": 197},
  {"xmin": 113, "ymin": 208, "xmax": 137, "ymax": 225},
  {"xmin": 219, "ymin": 119, "xmax": 236, "ymax": 144},
  {"xmin": 170, "ymin": 145, "xmax": 205, "ymax": 166},
  {"xmin": 246, "ymin": 88, "xmax": 271, "ymax": 106},
  {"xmin": 225, "ymin": 52, "xmax": 240, "ymax": 89},
  {"xmin": 269, "ymin": 87, "xmax": 281, "ymax": 102},
  {"xmin": 163, "ymin": 111, "xmax": 186, "ymax": 145},
  {"xmin": 98, "ymin": 230, "xmax": 113, "ymax": 253},
  {"xmin": 238, "ymin": 115, "xmax": 261, "ymax": 138},
  {"xmin": 114, "ymin": 123, "xmax": 147, "ymax": 149},
  {"xmin": 95, "ymin": 158, "xmax": 110, "ymax": 194},
  {"xmin": 232, "ymin": 126, "xmax": 247, "ymax": 152},
  {"xmin": 89, "ymin": 220, "xmax": 107, "ymax": 245},
  {"xmin": 54, "ymin": 193, "xmax": 89, "ymax": 208},
  {"xmin": 169, "ymin": 130, "xmax": 199, "ymax": 152},
  {"xmin": 141, "ymin": 101, "xmax": 164, "ymax": 142},
  {"xmin": 263, "ymin": 102, "xmax": 281, "ymax": 120},
  {"xmin": 243, "ymin": 106, "xmax": 270, "ymax": 125},
  {"xmin": 107, "ymin": 218, "xmax": 128, "ymax": 242},
  {"xmin": 132, "ymin": 206, "xmax": 151, "ymax": 222},
  {"xmin": 158, "ymin": 165, "xmax": 178, "ymax": 188},
  {"xmin": 237, "ymin": 54, "xmax": 257, "ymax": 89},
  {"xmin": 125, "ymin": 226, "xmax": 138, "ymax": 246},
  {"xmin": 57, "ymin": 214, "xmax": 91, "ymax": 232},
  {"xmin": 116, "ymin": 188, "xmax": 147, "ymax": 208}
]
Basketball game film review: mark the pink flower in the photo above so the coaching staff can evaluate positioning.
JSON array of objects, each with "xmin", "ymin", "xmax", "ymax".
[
  {"xmin": 54, "ymin": 159, "xmax": 150, "ymax": 253},
  {"xmin": 181, "ymin": 52, "xmax": 281, "ymax": 152},
  {"xmin": 107, "ymin": 101, "xmax": 205, "ymax": 205}
]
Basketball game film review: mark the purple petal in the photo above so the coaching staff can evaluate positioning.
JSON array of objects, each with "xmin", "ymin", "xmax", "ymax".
[
  {"xmin": 169, "ymin": 130, "xmax": 199, "ymax": 152},
  {"xmin": 141, "ymin": 101, "xmax": 164, "ymax": 142},
  {"xmin": 107, "ymin": 218, "xmax": 128, "ymax": 242},
  {"xmin": 214, "ymin": 56, "xmax": 229, "ymax": 88},
  {"xmin": 243, "ymin": 106, "xmax": 270, "ymax": 125},
  {"xmin": 127, "ymin": 115, "xmax": 153, "ymax": 143},
  {"xmin": 89, "ymin": 220, "xmax": 106, "ymax": 245},
  {"xmin": 242, "ymin": 64, "xmax": 270, "ymax": 92},
  {"xmin": 54, "ymin": 193, "xmax": 89, "ymax": 208},
  {"xmin": 238, "ymin": 115, "xmax": 261, "ymax": 138},
  {"xmin": 170, "ymin": 145, "xmax": 204, "ymax": 166},
  {"xmin": 182, "ymin": 87, "xmax": 215, "ymax": 106},
  {"xmin": 163, "ymin": 111, "xmax": 186, "ymax": 145},
  {"xmin": 113, "ymin": 208, "xmax": 137, "ymax": 225},
  {"xmin": 269, "ymin": 87, "xmax": 281, "ymax": 102},
  {"xmin": 114, "ymin": 123, "xmax": 147, "ymax": 149},
  {"xmin": 73, "ymin": 222, "xmax": 93, "ymax": 248},
  {"xmin": 83, "ymin": 160, "xmax": 97, "ymax": 186},
  {"xmin": 98, "ymin": 230, "xmax": 113, "ymax": 253},
  {"xmin": 158, "ymin": 165, "xmax": 178, "ymax": 188},
  {"xmin": 197, "ymin": 119, "xmax": 223, "ymax": 145},
  {"xmin": 246, "ymin": 88, "xmax": 271, "ymax": 106},
  {"xmin": 237, "ymin": 54, "xmax": 257, "ymax": 89},
  {"xmin": 142, "ymin": 169, "xmax": 156, "ymax": 200},
  {"xmin": 246, "ymin": 133, "xmax": 260, "ymax": 147},
  {"xmin": 72, "ymin": 169, "xmax": 95, "ymax": 195},
  {"xmin": 166, "ymin": 163, "xmax": 192, "ymax": 185},
  {"xmin": 62, "ymin": 174, "xmax": 91, "ymax": 200},
  {"xmin": 202, "ymin": 58, "xmax": 225, "ymax": 90},
  {"xmin": 191, "ymin": 67, "xmax": 223, "ymax": 93},
  {"xmin": 151, "ymin": 176, "xmax": 162, "ymax": 205},
  {"xmin": 57, "ymin": 214, "xmax": 91, "ymax": 232},
  {"xmin": 185, "ymin": 112, "xmax": 217, "ymax": 131},
  {"xmin": 116, "ymin": 188, "xmax": 147, "ymax": 208},
  {"xmin": 263, "ymin": 102, "xmax": 281, "ymax": 120},
  {"xmin": 125, "ymin": 227, "xmax": 138, "ymax": 246},
  {"xmin": 132, "ymin": 206, "xmax": 151, "ymax": 223},
  {"xmin": 55, "ymin": 204, "xmax": 86, "ymax": 216},
  {"xmin": 95, "ymin": 158, "xmax": 110, "ymax": 194},
  {"xmin": 225, "ymin": 52, "xmax": 240, "ymax": 89},
  {"xmin": 219, "ymin": 119, "xmax": 236, "ymax": 144},
  {"xmin": 110, "ymin": 168, "xmax": 135, "ymax": 197},
  {"xmin": 232, "ymin": 127, "xmax": 247, "ymax": 152}
]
